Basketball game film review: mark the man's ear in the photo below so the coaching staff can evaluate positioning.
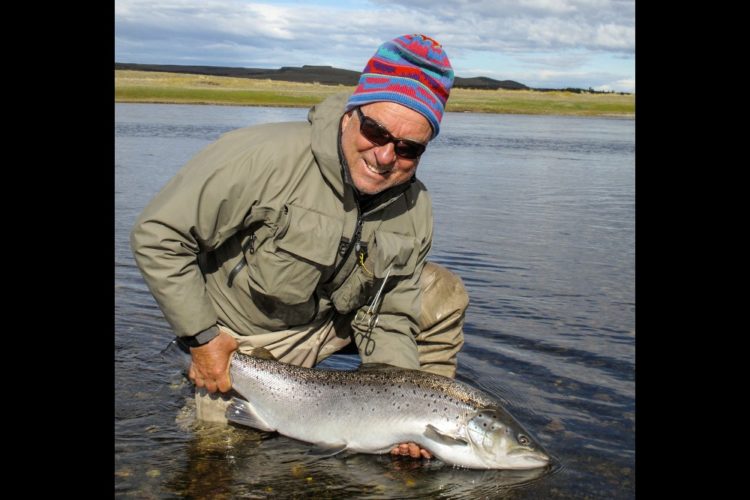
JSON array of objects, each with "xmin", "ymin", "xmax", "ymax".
[{"xmin": 341, "ymin": 109, "xmax": 354, "ymax": 130}]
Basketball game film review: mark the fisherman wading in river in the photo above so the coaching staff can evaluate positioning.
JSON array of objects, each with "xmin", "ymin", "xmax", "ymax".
[{"xmin": 131, "ymin": 34, "xmax": 468, "ymax": 460}]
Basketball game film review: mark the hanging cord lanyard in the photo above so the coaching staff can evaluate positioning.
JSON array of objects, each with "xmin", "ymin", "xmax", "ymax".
[{"xmin": 354, "ymin": 265, "xmax": 393, "ymax": 352}]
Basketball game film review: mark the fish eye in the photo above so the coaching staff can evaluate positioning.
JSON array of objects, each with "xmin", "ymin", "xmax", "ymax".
[{"xmin": 518, "ymin": 434, "xmax": 530, "ymax": 446}]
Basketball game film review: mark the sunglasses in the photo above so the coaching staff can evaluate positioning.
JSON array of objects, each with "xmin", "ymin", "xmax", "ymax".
[{"xmin": 355, "ymin": 107, "xmax": 427, "ymax": 160}]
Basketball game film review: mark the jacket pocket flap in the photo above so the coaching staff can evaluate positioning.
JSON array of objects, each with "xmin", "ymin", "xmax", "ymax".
[
  {"xmin": 275, "ymin": 204, "xmax": 343, "ymax": 266},
  {"xmin": 372, "ymin": 230, "xmax": 419, "ymax": 278}
]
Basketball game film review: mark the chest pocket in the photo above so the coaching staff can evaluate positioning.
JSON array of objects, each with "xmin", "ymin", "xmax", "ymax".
[
  {"xmin": 368, "ymin": 230, "xmax": 420, "ymax": 278},
  {"xmin": 330, "ymin": 229, "xmax": 420, "ymax": 314},
  {"xmin": 246, "ymin": 203, "xmax": 343, "ymax": 305}
]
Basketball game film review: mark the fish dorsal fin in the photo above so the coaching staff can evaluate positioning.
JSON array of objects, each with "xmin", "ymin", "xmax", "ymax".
[
  {"xmin": 246, "ymin": 346, "xmax": 277, "ymax": 361},
  {"xmin": 357, "ymin": 362, "xmax": 402, "ymax": 372},
  {"xmin": 225, "ymin": 397, "xmax": 276, "ymax": 432},
  {"xmin": 424, "ymin": 424, "xmax": 469, "ymax": 447}
]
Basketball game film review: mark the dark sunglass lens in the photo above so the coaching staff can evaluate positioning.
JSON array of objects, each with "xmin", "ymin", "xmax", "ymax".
[
  {"xmin": 360, "ymin": 118, "xmax": 390, "ymax": 146},
  {"xmin": 358, "ymin": 108, "xmax": 425, "ymax": 159},
  {"xmin": 395, "ymin": 142, "xmax": 425, "ymax": 159}
]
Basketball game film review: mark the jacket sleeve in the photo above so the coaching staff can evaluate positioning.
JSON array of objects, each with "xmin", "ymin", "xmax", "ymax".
[
  {"xmin": 129, "ymin": 130, "xmax": 273, "ymax": 338},
  {"xmin": 352, "ymin": 192, "xmax": 433, "ymax": 370}
]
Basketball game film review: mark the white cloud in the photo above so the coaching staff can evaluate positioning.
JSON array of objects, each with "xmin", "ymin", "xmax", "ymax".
[{"xmin": 115, "ymin": 0, "xmax": 635, "ymax": 91}]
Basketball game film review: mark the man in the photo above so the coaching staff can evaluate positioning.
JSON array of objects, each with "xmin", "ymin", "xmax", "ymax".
[{"xmin": 131, "ymin": 34, "xmax": 468, "ymax": 460}]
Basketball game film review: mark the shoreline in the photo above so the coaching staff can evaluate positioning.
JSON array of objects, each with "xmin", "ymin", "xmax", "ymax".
[
  {"xmin": 115, "ymin": 99, "xmax": 635, "ymax": 120},
  {"xmin": 115, "ymin": 70, "xmax": 635, "ymax": 118}
]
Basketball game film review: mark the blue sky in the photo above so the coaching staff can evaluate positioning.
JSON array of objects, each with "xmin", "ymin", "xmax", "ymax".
[{"xmin": 115, "ymin": 0, "xmax": 635, "ymax": 93}]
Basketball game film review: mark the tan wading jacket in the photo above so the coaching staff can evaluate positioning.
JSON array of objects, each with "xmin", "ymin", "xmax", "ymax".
[{"xmin": 130, "ymin": 93, "xmax": 432, "ymax": 369}]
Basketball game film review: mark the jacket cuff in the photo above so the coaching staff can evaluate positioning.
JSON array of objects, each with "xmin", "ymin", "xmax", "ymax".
[{"xmin": 178, "ymin": 325, "xmax": 220, "ymax": 348}]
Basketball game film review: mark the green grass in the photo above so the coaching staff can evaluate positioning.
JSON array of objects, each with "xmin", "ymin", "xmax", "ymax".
[
  {"xmin": 115, "ymin": 70, "xmax": 634, "ymax": 117},
  {"xmin": 116, "ymin": 86, "xmax": 329, "ymax": 106},
  {"xmin": 447, "ymin": 88, "xmax": 634, "ymax": 117}
]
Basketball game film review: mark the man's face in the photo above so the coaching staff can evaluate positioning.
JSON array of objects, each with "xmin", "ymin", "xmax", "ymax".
[{"xmin": 340, "ymin": 102, "xmax": 433, "ymax": 195}]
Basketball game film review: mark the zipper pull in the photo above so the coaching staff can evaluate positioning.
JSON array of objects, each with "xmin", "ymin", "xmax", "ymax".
[
  {"xmin": 243, "ymin": 233, "xmax": 256, "ymax": 254},
  {"xmin": 228, "ymin": 233, "xmax": 256, "ymax": 287}
]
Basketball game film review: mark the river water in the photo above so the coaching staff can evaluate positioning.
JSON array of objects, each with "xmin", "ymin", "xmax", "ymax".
[{"xmin": 115, "ymin": 102, "xmax": 634, "ymax": 499}]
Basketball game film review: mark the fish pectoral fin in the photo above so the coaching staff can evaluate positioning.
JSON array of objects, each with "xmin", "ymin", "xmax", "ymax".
[
  {"xmin": 225, "ymin": 397, "xmax": 275, "ymax": 432},
  {"xmin": 305, "ymin": 444, "xmax": 348, "ymax": 458},
  {"xmin": 424, "ymin": 424, "xmax": 469, "ymax": 447}
]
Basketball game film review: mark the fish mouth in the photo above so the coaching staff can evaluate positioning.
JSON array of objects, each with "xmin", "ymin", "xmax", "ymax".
[{"xmin": 507, "ymin": 450, "xmax": 550, "ymax": 468}]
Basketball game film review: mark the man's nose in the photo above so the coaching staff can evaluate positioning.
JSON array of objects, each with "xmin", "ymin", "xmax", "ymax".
[{"xmin": 373, "ymin": 142, "xmax": 397, "ymax": 166}]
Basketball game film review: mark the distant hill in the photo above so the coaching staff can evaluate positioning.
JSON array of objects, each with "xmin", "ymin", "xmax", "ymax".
[
  {"xmin": 453, "ymin": 76, "xmax": 527, "ymax": 90},
  {"xmin": 115, "ymin": 62, "xmax": 530, "ymax": 91}
]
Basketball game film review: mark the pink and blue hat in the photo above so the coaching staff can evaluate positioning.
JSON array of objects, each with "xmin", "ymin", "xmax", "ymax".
[{"xmin": 345, "ymin": 34, "xmax": 454, "ymax": 138}]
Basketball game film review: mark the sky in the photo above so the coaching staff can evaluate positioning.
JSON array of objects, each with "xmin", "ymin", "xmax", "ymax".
[{"xmin": 115, "ymin": 0, "xmax": 635, "ymax": 93}]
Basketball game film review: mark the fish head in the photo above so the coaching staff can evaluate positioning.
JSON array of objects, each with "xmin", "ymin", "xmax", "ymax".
[{"xmin": 465, "ymin": 409, "xmax": 549, "ymax": 469}]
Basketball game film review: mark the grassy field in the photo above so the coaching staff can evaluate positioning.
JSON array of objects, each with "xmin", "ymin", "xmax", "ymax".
[{"xmin": 115, "ymin": 70, "xmax": 634, "ymax": 118}]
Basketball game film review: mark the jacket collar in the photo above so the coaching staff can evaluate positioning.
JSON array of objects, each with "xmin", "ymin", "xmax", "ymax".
[
  {"xmin": 308, "ymin": 92, "xmax": 349, "ymax": 198},
  {"xmin": 308, "ymin": 92, "xmax": 417, "ymax": 214}
]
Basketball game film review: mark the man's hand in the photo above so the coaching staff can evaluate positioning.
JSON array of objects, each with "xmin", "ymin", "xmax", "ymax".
[
  {"xmin": 188, "ymin": 329, "xmax": 239, "ymax": 393},
  {"xmin": 391, "ymin": 442, "xmax": 432, "ymax": 459}
]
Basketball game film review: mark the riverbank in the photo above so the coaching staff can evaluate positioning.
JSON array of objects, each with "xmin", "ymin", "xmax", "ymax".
[{"xmin": 115, "ymin": 70, "xmax": 634, "ymax": 118}]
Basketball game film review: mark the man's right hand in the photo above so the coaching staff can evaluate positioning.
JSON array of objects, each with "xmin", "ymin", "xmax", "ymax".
[{"xmin": 188, "ymin": 329, "xmax": 239, "ymax": 393}]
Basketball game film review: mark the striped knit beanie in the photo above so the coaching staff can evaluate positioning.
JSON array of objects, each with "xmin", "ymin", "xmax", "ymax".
[{"xmin": 345, "ymin": 34, "xmax": 454, "ymax": 138}]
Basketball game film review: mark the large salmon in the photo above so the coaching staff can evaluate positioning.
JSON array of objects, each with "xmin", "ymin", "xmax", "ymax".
[{"xmin": 164, "ymin": 340, "xmax": 549, "ymax": 469}]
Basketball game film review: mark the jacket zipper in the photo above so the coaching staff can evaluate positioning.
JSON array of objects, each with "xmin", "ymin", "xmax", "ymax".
[
  {"xmin": 323, "ymin": 180, "xmax": 412, "ymax": 287},
  {"xmin": 324, "ymin": 199, "xmax": 363, "ymax": 285},
  {"xmin": 227, "ymin": 233, "xmax": 256, "ymax": 287}
]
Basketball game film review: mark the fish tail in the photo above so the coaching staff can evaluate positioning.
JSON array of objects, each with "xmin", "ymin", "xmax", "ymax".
[{"xmin": 160, "ymin": 338, "xmax": 192, "ymax": 375}]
